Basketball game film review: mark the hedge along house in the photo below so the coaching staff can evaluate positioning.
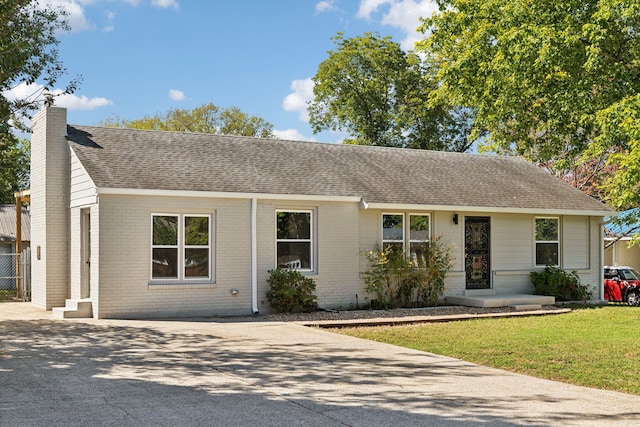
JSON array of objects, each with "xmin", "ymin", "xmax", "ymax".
[{"xmin": 30, "ymin": 107, "xmax": 614, "ymax": 319}]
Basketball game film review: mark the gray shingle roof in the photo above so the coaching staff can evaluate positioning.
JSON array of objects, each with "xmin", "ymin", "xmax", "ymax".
[
  {"xmin": 0, "ymin": 205, "xmax": 30, "ymax": 242},
  {"xmin": 66, "ymin": 125, "xmax": 613, "ymax": 214}
]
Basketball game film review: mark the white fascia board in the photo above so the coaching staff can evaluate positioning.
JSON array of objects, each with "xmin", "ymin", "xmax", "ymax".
[
  {"xmin": 95, "ymin": 188, "xmax": 613, "ymax": 217},
  {"xmin": 95, "ymin": 187, "xmax": 362, "ymax": 203},
  {"xmin": 361, "ymin": 202, "xmax": 613, "ymax": 217}
]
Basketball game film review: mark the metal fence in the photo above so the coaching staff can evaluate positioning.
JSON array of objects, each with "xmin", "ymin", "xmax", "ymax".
[{"xmin": 0, "ymin": 248, "xmax": 31, "ymax": 301}]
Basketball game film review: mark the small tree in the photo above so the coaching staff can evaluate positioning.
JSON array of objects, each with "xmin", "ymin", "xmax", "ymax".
[
  {"xmin": 531, "ymin": 266, "xmax": 592, "ymax": 302},
  {"xmin": 266, "ymin": 268, "xmax": 318, "ymax": 313},
  {"xmin": 362, "ymin": 235, "xmax": 454, "ymax": 308}
]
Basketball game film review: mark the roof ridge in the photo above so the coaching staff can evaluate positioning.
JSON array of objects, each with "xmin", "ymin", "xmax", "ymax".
[{"xmin": 67, "ymin": 124, "xmax": 514, "ymax": 161}]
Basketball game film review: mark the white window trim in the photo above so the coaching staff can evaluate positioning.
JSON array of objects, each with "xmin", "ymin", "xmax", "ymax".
[
  {"xmin": 381, "ymin": 213, "xmax": 432, "ymax": 254},
  {"xmin": 275, "ymin": 209, "xmax": 314, "ymax": 272},
  {"xmin": 150, "ymin": 213, "xmax": 213, "ymax": 283},
  {"xmin": 535, "ymin": 216, "xmax": 560, "ymax": 267},
  {"xmin": 409, "ymin": 213, "xmax": 431, "ymax": 246},
  {"xmin": 382, "ymin": 213, "xmax": 405, "ymax": 250}
]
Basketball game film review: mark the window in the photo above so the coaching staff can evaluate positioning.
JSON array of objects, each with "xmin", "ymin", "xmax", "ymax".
[
  {"xmin": 152, "ymin": 214, "xmax": 211, "ymax": 280},
  {"xmin": 535, "ymin": 217, "xmax": 559, "ymax": 266},
  {"xmin": 382, "ymin": 213, "xmax": 431, "ymax": 262},
  {"xmin": 382, "ymin": 214, "xmax": 404, "ymax": 252},
  {"xmin": 276, "ymin": 210, "xmax": 312, "ymax": 270},
  {"xmin": 409, "ymin": 214, "xmax": 430, "ymax": 264}
]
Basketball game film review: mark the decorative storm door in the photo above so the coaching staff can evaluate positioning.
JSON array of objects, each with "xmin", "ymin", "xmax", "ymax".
[{"xmin": 465, "ymin": 216, "xmax": 491, "ymax": 289}]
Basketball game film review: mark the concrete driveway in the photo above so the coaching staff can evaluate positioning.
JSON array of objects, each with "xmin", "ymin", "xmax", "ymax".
[{"xmin": 1, "ymin": 302, "xmax": 639, "ymax": 426}]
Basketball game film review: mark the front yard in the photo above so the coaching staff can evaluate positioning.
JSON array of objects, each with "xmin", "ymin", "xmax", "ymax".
[{"xmin": 334, "ymin": 305, "xmax": 640, "ymax": 395}]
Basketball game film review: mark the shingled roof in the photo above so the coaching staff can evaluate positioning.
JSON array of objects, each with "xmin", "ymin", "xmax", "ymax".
[{"xmin": 66, "ymin": 125, "xmax": 613, "ymax": 215}]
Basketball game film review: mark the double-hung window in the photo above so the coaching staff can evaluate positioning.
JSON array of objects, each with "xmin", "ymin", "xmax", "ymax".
[
  {"xmin": 409, "ymin": 214, "xmax": 430, "ymax": 265},
  {"xmin": 276, "ymin": 210, "xmax": 313, "ymax": 270},
  {"xmin": 382, "ymin": 214, "xmax": 404, "ymax": 252},
  {"xmin": 382, "ymin": 213, "xmax": 430, "ymax": 262},
  {"xmin": 152, "ymin": 214, "xmax": 211, "ymax": 280},
  {"xmin": 535, "ymin": 217, "xmax": 559, "ymax": 266}
]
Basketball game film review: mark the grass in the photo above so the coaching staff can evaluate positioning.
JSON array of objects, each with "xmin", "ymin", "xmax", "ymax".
[
  {"xmin": 333, "ymin": 305, "xmax": 640, "ymax": 395},
  {"xmin": 0, "ymin": 289, "xmax": 17, "ymax": 301}
]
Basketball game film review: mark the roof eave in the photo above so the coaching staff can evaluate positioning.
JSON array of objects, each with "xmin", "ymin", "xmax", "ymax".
[
  {"xmin": 362, "ymin": 202, "xmax": 612, "ymax": 217},
  {"xmin": 96, "ymin": 187, "xmax": 612, "ymax": 216}
]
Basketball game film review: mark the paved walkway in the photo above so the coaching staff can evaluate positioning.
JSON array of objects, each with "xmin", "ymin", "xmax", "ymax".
[{"xmin": 1, "ymin": 302, "xmax": 639, "ymax": 426}]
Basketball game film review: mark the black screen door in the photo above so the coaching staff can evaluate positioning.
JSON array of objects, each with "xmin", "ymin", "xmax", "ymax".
[{"xmin": 465, "ymin": 216, "xmax": 491, "ymax": 289}]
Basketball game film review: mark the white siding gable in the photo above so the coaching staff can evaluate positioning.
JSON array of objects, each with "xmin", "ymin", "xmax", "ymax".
[{"xmin": 70, "ymin": 148, "xmax": 97, "ymax": 208}]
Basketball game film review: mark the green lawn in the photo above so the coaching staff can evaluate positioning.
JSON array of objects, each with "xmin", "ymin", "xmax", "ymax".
[{"xmin": 333, "ymin": 306, "xmax": 640, "ymax": 395}]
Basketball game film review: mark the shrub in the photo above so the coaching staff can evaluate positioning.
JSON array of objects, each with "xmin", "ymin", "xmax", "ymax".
[
  {"xmin": 266, "ymin": 268, "xmax": 318, "ymax": 313},
  {"xmin": 362, "ymin": 235, "xmax": 454, "ymax": 309},
  {"xmin": 531, "ymin": 265, "xmax": 592, "ymax": 301}
]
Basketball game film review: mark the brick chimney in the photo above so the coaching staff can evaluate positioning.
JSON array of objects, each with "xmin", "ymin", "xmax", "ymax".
[{"xmin": 30, "ymin": 107, "xmax": 70, "ymax": 310}]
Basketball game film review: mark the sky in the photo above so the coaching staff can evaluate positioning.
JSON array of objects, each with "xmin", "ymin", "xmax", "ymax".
[{"xmin": 14, "ymin": 0, "xmax": 440, "ymax": 143}]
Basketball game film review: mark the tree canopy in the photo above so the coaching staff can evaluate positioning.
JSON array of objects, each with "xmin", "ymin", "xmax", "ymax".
[
  {"xmin": 309, "ymin": 32, "xmax": 476, "ymax": 152},
  {"xmin": 1, "ymin": 0, "xmax": 78, "ymax": 131},
  {"xmin": 0, "ymin": 135, "xmax": 29, "ymax": 203},
  {"xmin": 417, "ymin": 0, "xmax": 640, "ymax": 210},
  {"xmin": 0, "ymin": 0, "xmax": 77, "ymax": 203},
  {"xmin": 103, "ymin": 103, "xmax": 274, "ymax": 138}
]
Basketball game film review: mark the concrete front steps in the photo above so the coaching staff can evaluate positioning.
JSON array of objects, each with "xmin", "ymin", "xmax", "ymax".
[
  {"xmin": 52, "ymin": 299, "xmax": 93, "ymax": 319},
  {"xmin": 445, "ymin": 293, "xmax": 555, "ymax": 309}
]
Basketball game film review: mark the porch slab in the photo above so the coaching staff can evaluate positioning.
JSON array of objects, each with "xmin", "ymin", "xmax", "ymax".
[{"xmin": 446, "ymin": 294, "xmax": 555, "ymax": 308}]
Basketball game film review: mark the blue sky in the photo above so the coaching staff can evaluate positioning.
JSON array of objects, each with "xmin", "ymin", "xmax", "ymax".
[{"xmin": 17, "ymin": 0, "xmax": 439, "ymax": 143}]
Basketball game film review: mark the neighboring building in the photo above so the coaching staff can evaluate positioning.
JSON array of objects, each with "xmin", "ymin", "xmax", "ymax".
[
  {"xmin": 30, "ymin": 107, "xmax": 614, "ymax": 319},
  {"xmin": 605, "ymin": 209, "xmax": 640, "ymax": 272},
  {"xmin": 0, "ymin": 204, "xmax": 31, "ymax": 290}
]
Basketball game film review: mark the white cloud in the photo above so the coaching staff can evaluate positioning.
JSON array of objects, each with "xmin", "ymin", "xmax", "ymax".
[
  {"xmin": 357, "ymin": 0, "xmax": 438, "ymax": 50},
  {"xmin": 55, "ymin": 92, "xmax": 113, "ymax": 110},
  {"xmin": 152, "ymin": 0, "xmax": 179, "ymax": 9},
  {"xmin": 356, "ymin": 0, "xmax": 392, "ymax": 19},
  {"xmin": 282, "ymin": 78, "xmax": 314, "ymax": 122},
  {"xmin": 4, "ymin": 82, "xmax": 113, "ymax": 111},
  {"xmin": 102, "ymin": 10, "xmax": 115, "ymax": 32},
  {"xmin": 315, "ymin": 0, "xmax": 336, "ymax": 13},
  {"xmin": 40, "ymin": 0, "xmax": 94, "ymax": 32},
  {"xmin": 168, "ymin": 89, "xmax": 186, "ymax": 101},
  {"xmin": 273, "ymin": 129, "xmax": 313, "ymax": 141}
]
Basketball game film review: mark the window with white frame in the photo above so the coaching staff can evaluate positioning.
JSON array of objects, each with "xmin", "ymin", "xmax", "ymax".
[
  {"xmin": 276, "ymin": 210, "xmax": 313, "ymax": 270},
  {"xmin": 382, "ymin": 214, "xmax": 404, "ymax": 252},
  {"xmin": 409, "ymin": 214, "xmax": 430, "ymax": 265},
  {"xmin": 382, "ymin": 213, "xmax": 431, "ymax": 262},
  {"xmin": 535, "ymin": 217, "xmax": 559, "ymax": 266},
  {"xmin": 152, "ymin": 214, "xmax": 211, "ymax": 280}
]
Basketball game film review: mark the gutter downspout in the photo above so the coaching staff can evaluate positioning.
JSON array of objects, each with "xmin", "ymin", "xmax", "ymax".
[{"xmin": 251, "ymin": 198, "xmax": 259, "ymax": 314}]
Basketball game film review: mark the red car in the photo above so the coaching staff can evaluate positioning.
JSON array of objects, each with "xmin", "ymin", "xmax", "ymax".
[{"xmin": 604, "ymin": 266, "xmax": 640, "ymax": 305}]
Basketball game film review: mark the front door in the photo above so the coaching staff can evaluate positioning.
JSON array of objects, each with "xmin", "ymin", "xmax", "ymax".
[
  {"xmin": 465, "ymin": 216, "xmax": 491, "ymax": 289},
  {"xmin": 81, "ymin": 210, "xmax": 91, "ymax": 298}
]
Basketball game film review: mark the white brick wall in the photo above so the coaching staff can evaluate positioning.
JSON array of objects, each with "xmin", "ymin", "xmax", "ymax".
[
  {"xmin": 256, "ymin": 200, "xmax": 363, "ymax": 312},
  {"xmin": 30, "ymin": 107, "xmax": 70, "ymax": 310},
  {"xmin": 95, "ymin": 195, "xmax": 253, "ymax": 318}
]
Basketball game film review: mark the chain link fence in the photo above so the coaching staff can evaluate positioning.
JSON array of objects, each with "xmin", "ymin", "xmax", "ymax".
[{"xmin": 0, "ymin": 248, "xmax": 31, "ymax": 301}]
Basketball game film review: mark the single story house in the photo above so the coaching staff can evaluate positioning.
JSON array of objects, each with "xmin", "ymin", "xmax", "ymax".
[
  {"xmin": 31, "ymin": 107, "xmax": 614, "ymax": 319},
  {"xmin": 604, "ymin": 208, "xmax": 640, "ymax": 271}
]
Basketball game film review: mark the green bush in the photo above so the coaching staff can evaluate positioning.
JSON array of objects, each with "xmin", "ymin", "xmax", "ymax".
[
  {"xmin": 266, "ymin": 268, "xmax": 318, "ymax": 313},
  {"xmin": 362, "ymin": 235, "xmax": 454, "ymax": 309},
  {"xmin": 531, "ymin": 265, "xmax": 592, "ymax": 301}
]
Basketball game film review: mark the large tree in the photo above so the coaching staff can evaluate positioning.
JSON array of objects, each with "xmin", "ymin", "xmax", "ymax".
[
  {"xmin": 417, "ymin": 0, "xmax": 640, "ymax": 209},
  {"xmin": 309, "ymin": 32, "xmax": 475, "ymax": 152},
  {"xmin": 1, "ymin": 0, "xmax": 78, "ymax": 131},
  {"xmin": 0, "ymin": 135, "xmax": 29, "ymax": 203},
  {"xmin": 103, "ymin": 103, "xmax": 274, "ymax": 138},
  {"xmin": 0, "ymin": 0, "xmax": 77, "ymax": 203}
]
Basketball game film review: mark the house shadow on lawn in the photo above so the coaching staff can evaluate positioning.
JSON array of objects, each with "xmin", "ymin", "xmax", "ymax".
[{"xmin": 1, "ymin": 318, "xmax": 639, "ymax": 426}]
